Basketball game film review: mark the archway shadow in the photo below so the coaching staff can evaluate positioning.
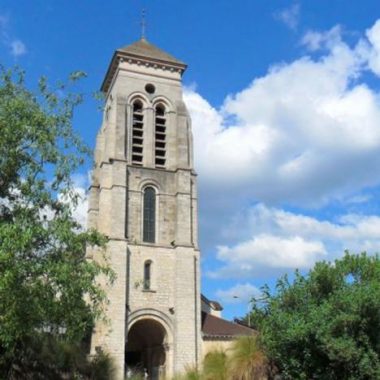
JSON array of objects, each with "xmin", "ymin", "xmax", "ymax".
[{"xmin": 125, "ymin": 318, "xmax": 166, "ymax": 379}]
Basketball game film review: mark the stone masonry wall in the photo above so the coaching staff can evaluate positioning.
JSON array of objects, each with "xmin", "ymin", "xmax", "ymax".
[{"xmin": 89, "ymin": 52, "xmax": 202, "ymax": 379}]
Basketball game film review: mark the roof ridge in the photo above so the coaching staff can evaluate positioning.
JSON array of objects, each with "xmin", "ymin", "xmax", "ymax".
[{"xmin": 201, "ymin": 311, "xmax": 255, "ymax": 338}]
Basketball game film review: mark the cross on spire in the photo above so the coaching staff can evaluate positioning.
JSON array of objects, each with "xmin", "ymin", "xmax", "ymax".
[{"xmin": 141, "ymin": 8, "xmax": 146, "ymax": 39}]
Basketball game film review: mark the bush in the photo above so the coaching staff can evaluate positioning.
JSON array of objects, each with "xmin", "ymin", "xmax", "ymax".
[
  {"xmin": 177, "ymin": 337, "xmax": 269, "ymax": 380},
  {"xmin": 203, "ymin": 349, "xmax": 229, "ymax": 380},
  {"xmin": 228, "ymin": 336, "xmax": 269, "ymax": 380}
]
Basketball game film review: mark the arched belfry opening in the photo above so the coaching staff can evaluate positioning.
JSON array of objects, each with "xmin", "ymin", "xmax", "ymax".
[{"xmin": 125, "ymin": 319, "xmax": 167, "ymax": 379}]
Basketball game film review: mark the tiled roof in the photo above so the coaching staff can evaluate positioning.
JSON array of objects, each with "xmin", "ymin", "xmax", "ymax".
[
  {"xmin": 101, "ymin": 38, "xmax": 186, "ymax": 93},
  {"xmin": 117, "ymin": 38, "xmax": 185, "ymax": 66},
  {"xmin": 201, "ymin": 312, "xmax": 255, "ymax": 339},
  {"xmin": 201, "ymin": 294, "xmax": 223, "ymax": 311}
]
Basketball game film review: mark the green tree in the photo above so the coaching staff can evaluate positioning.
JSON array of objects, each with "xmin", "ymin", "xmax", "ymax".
[
  {"xmin": 250, "ymin": 252, "xmax": 380, "ymax": 380},
  {"xmin": 0, "ymin": 66, "xmax": 114, "ymax": 377}
]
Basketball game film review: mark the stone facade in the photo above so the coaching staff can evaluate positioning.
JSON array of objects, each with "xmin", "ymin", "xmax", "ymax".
[{"xmin": 87, "ymin": 39, "xmax": 202, "ymax": 379}]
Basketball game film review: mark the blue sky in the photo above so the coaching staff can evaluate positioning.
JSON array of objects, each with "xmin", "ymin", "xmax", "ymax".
[{"xmin": 2, "ymin": 1, "xmax": 380, "ymax": 320}]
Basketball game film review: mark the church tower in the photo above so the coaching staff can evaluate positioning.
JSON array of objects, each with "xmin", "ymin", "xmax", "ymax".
[{"xmin": 87, "ymin": 38, "xmax": 201, "ymax": 379}]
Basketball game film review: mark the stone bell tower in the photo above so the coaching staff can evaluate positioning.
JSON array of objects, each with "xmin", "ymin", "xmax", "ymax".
[{"xmin": 87, "ymin": 38, "xmax": 201, "ymax": 380}]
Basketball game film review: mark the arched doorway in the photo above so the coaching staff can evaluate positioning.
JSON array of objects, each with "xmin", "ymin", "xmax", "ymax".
[{"xmin": 125, "ymin": 318, "xmax": 167, "ymax": 379}]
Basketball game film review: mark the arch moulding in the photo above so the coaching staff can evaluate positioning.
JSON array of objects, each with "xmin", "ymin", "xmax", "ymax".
[
  {"xmin": 139, "ymin": 179, "xmax": 161, "ymax": 193},
  {"xmin": 127, "ymin": 92, "xmax": 150, "ymax": 107},
  {"xmin": 127, "ymin": 308, "xmax": 173, "ymax": 335}
]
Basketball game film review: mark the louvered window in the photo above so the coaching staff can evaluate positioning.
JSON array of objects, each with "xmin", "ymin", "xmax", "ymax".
[
  {"xmin": 132, "ymin": 100, "xmax": 144, "ymax": 165},
  {"xmin": 155, "ymin": 104, "xmax": 166, "ymax": 167},
  {"xmin": 143, "ymin": 187, "xmax": 156, "ymax": 243}
]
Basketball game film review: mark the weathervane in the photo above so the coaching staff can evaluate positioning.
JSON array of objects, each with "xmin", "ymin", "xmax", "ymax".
[{"xmin": 141, "ymin": 8, "xmax": 146, "ymax": 39}]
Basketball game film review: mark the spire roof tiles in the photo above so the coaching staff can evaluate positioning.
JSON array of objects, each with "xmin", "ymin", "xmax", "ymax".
[{"xmin": 117, "ymin": 38, "xmax": 185, "ymax": 66}]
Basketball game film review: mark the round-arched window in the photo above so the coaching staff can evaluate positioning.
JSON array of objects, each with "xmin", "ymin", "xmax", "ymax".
[{"xmin": 143, "ymin": 187, "xmax": 156, "ymax": 243}]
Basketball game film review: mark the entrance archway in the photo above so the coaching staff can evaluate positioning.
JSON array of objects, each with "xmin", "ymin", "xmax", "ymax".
[{"xmin": 125, "ymin": 318, "xmax": 167, "ymax": 379}]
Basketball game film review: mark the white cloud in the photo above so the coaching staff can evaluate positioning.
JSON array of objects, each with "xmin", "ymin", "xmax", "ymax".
[
  {"xmin": 216, "ymin": 283, "xmax": 261, "ymax": 305},
  {"xmin": 10, "ymin": 39, "xmax": 26, "ymax": 57},
  {"xmin": 55, "ymin": 173, "xmax": 89, "ymax": 229},
  {"xmin": 212, "ymin": 234, "xmax": 326, "ymax": 279},
  {"xmin": 68, "ymin": 173, "xmax": 89, "ymax": 229},
  {"xmin": 301, "ymin": 26, "xmax": 342, "ymax": 51},
  {"xmin": 185, "ymin": 19, "xmax": 380, "ymax": 209},
  {"xmin": 70, "ymin": 187, "xmax": 88, "ymax": 230},
  {"xmin": 345, "ymin": 193, "xmax": 372, "ymax": 204},
  {"xmin": 209, "ymin": 204, "xmax": 380, "ymax": 279},
  {"xmin": 275, "ymin": 3, "xmax": 300, "ymax": 31},
  {"xmin": 0, "ymin": 12, "xmax": 27, "ymax": 58},
  {"xmin": 366, "ymin": 19, "xmax": 380, "ymax": 75}
]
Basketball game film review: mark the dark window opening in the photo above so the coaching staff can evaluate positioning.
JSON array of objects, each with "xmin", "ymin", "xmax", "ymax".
[
  {"xmin": 155, "ymin": 150, "xmax": 165, "ymax": 157},
  {"xmin": 155, "ymin": 158, "xmax": 165, "ymax": 166},
  {"xmin": 156, "ymin": 105, "xmax": 165, "ymax": 116},
  {"xmin": 156, "ymin": 126, "xmax": 166, "ymax": 133},
  {"xmin": 133, "ymin": 101, "xmax": 143, "ymax": 112},
  {"xmin": 155, "ymin": 117, "xmax": 166, "ymax": 125},
  {"xmin": 133, "ymin": 137, "xmax": 143, "ymax": 145},
  {"xmin": 143, "ymin": 187, "xmax": 156, "ymax": 243},
  {"xmin": 156, "ymin": 141, "xmax": 165, "ymax": 149},
  {"xmin": 143, "ymin": 261, "xmax": 152, "ymax": 290},
  {"xmin": 132, "ymin": 155, "xmax": 143, "ymax": 164},
  {"xmin": 145, "ymin": 83, "xmax": 155, "ymax": 94}
]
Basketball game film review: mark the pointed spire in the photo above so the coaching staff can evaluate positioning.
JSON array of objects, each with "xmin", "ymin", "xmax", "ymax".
[
  {"xmin": 101, "ymin": 26, "xmax": 188, "ymax": 93},
  {"xmin": 117, "ymin": 39, "xmax": 186, "ymax": 66}
]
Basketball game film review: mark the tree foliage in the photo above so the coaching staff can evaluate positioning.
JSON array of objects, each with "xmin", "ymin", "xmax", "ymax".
[
  {"xmin": 250, "ymin": 252, "xmax": 380, "ymax": 380},
  {"xmin": 0, "ymin": 66, "xmax": 113, "ymax": 377}
]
